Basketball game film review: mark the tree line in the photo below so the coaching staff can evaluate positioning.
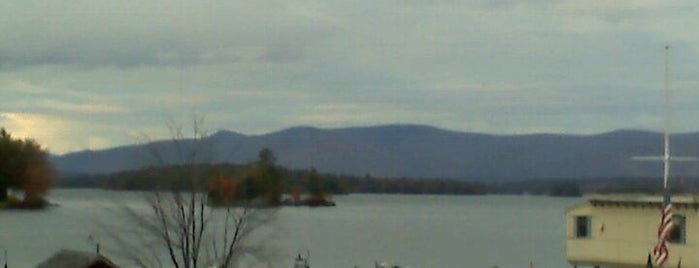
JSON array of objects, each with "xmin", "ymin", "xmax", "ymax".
[
  {"xmin": 56, "ymin": 159, "xmax": 489, "ymax": 197},
  {"xmin": 62, "ymin": 164, "xmax": 699, "ymax": 198}
]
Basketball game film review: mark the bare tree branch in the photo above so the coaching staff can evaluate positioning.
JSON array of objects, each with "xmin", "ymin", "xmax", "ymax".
[{"xmin": 103, "ymin": 116, "xmax": 277, "ymax": 268}]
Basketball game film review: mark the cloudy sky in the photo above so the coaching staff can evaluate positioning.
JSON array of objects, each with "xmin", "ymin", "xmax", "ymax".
[{"xmin": 1, "ymin": 1, "xmax": 699, "ymax": 154}]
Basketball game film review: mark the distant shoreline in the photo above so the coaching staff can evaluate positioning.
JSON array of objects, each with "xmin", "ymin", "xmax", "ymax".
[{"xmin": 56, "ymin": 175, "xmax": 696, "ymax": 198}]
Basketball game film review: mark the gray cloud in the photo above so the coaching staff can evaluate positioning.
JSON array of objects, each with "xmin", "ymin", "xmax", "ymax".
[
  {"xmin": 0, "ymin": 1, "xmax": 331, "ymax": 70},
  {"xmin": 256, "ymin": 47, "xmax": 305, "ymax": 63},
  {"xmin": 1, "ymin": 0, "xmax": 699, "ymax": 153}
]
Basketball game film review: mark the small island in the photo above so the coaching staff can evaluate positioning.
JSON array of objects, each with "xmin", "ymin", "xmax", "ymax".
[
  {"xmin": 281, "ymin": 168, "xmax": 336, "ymax": 207},
  {"xmin": 207, "ymin": 149, "xmax": 335, "ymax": 207}
]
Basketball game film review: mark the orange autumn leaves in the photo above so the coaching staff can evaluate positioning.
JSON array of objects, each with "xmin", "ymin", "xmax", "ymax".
[
  {"xmin": 208, "ymin": 175, "xmax": 238, "ymax": 205},
  {"xmin": 21, "ymin": 149, "xmax": 55, "ymax": 198},
  {"xmin": 207, "ymin": 148, "xmax": 283, "ymax": 206},
  {"xmin": 0, "ymin": 128, "xmax": 55, "ymax": 202}
]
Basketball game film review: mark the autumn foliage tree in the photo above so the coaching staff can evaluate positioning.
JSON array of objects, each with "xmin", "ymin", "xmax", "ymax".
[
  {"xmin": 208, "ymin": 175, "xmax": 238, "ymax": 206},
  {"xmin": 207, "ymin": 148, "xmax": 284, "ymax": 206},
  {"xmin": 0, "ymin": 128, "xmax": 55, "ymax": 205}
]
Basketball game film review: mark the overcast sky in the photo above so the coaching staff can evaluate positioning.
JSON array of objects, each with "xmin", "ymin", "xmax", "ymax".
[{"xmin": 1, "ymin": 1, "xmax": 699, "ymax": 154}]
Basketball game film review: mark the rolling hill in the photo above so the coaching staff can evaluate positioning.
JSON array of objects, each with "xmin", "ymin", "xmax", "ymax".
[{"xmin": 51, "ymin": 124, "xmax": 699, "ymax": 181}]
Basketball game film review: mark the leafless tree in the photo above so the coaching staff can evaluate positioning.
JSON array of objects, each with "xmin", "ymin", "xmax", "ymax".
[{"xmin": 103, "ymin": 116, "xmax": 277, "ymax": 268}]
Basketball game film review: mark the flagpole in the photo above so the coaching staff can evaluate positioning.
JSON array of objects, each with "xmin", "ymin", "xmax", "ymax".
[
  {"xmin": 663, "ymin": 45, "xmax": 670, "ymax": 190},
  {"xmin": 639, "ymin": 45, "xmax": 698, "ymax": 268},
  {"xmin": 654, "ymin": 45, "xmax": 674, "ymax": 268}
]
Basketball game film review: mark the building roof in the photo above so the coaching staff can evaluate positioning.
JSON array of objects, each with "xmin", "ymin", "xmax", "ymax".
[
  {"xmin": 582, "ymin": 193, "xmax": 699, "ymax": 209},
  {"xmin": 35, "ymin": 249, "xmax": 118, "ymax": 268}
]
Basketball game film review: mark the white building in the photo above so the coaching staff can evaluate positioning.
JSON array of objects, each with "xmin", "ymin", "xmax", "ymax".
[{"xmin": 566, "ymin": 194, "xmax": 698, "ymax": 268}]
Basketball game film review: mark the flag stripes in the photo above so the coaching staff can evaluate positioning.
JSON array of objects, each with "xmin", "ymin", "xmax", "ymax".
[{"xmin": 652, "ymin": 192, "xmax": 674, "ymax": 266}]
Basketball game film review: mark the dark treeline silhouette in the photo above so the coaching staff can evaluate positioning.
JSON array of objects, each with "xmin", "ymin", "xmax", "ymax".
[
  {"xmin": 489, "ymin": 176, "xmax": 699, "ymax": 197},
  {"xmin": 55, "ymin": 165, "xmax": 489, "ymax": 196},
  {"xmin": 57, "ymin": 162, "xmax": 699, "ymax": 197}
]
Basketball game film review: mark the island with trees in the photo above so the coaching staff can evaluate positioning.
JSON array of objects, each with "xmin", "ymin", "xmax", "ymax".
[{"xmin": 57, "ymin": 147, "xmax": 491, "ymax": 203}]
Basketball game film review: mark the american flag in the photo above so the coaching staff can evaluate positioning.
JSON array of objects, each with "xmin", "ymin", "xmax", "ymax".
[{"xmin": 652, "ymin": 191, "xmax": 674, "ymax": 266}]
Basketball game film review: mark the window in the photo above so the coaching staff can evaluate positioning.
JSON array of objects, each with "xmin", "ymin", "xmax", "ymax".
[
  {"xmin": 575, "ymin": 216, "xmax": 591, "ymax": 238},
  {"xmin": 669, "ymin": 215, "xmax": 686, "ymax": 244}
]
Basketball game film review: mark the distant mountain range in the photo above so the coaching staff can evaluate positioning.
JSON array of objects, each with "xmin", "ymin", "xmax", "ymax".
[{"xmin": 51, "ymin": 124, "xmax": 699, "ymax": 182}]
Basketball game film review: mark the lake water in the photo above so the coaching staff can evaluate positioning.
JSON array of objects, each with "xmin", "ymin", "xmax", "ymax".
[{"xmin": 0, "ymin": 189, "xmax": 581, "ymax": 268}]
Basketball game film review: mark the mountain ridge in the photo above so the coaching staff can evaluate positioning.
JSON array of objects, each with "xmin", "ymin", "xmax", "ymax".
[{"xmin": 51, "ymin": 124, "xmax": 699, "ymax": 181}]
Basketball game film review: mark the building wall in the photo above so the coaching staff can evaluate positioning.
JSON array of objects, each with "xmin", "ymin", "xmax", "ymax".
[{"xmin": 566, "ymin": 203, "xmax": 697, "ymax": 267}]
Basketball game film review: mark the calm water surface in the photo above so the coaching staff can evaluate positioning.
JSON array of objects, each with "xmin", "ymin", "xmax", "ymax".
[{"xmin": 0, "ymin": 189, "xmax": 580, "ymax": 268}]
